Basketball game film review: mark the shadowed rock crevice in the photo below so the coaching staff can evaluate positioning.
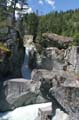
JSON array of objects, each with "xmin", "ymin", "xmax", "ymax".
[{"xmin": 0, "ymin": 27, "xmax": 25, "ymax": 79}]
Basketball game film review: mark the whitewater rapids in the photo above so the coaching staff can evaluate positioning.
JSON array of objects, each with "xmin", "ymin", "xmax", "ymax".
[
  {"xmin": 0, "ymin": 102, "xmax": 69, "ymax": 120},
  {"xmin": 0, "ymin": 103, "xmax": 52, "ymax": 120}
]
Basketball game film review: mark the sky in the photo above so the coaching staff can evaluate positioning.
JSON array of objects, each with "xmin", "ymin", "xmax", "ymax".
[{"xmin": 27, "ymin": 0, "xmax": 79, "ymax": 15}]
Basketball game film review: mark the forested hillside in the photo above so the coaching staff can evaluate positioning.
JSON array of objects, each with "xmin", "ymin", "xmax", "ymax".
[{"xmin": 24, "ymin": 9, "xmax": 79, "ymax": 43}]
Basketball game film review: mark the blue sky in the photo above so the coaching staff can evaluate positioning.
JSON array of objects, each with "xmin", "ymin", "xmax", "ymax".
[{"xmin": 27, "ymin": 0, "xmax": 79, "ymax": 15}]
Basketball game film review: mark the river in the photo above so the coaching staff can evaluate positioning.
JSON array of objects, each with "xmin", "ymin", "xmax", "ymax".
[{"xmin": 0, "ymin": 103, "xmax": 52, "ymax": 120}]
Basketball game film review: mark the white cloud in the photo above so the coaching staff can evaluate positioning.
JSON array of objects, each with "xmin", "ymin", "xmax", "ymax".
[
  {"xmin": 38, "ymin": 0, "xmax": 44, "ymax": 5},
  {"xmin": 45, "ymin": 0, "xmax": 55, "ymax": 8},
  {"xmin": 38, "ymin": 0, "xmax": 55, "ymax": 8}
]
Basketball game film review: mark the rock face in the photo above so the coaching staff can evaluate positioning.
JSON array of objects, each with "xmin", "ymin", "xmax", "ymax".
[
  {"xmin": 31, "ymin": 34, "xmax": 79, "ymax": 119},
  {"xmin": 35, "ymin": 46, "xmax": 79, "ymax": 74},
  {"xmin": 32, "ymin": 69, "xmax": 79, "ymax": 120},
  {"xmin": 50, "ymin": 72, "xmax": 79, "ymax": 120},
  {"xmin": 0, "ymin": 27, "xmax": 24, "ymax": 78},
  {"xmin": 29, "ymin": 48, "xmax": 37, "ymax": 70},
  {"xmin": 0, "ymin": 79, "xmax": 41, "ymax": 111},
  {"xmin": 39, "ymin": 47, "xmax": 65, "ymax": 70},
  {"xmin": 65, "ymin": 46, "xmax": 79, "ymax": 74}
]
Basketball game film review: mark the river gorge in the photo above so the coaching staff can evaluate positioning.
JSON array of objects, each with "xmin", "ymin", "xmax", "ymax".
[
  {"xmin": 0, "ymin": 1, "xmax": 79, "ymax": 119},
  {"xmin": 0, "ymin": 32, "xmax": 79, "ymax": 120}
]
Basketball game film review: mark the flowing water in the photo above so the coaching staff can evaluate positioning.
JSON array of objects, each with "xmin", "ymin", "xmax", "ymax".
[
  {"xmin": 0, "ymin": 103, "xmax": 52, "ymax": 120},
  {"xmin": 0, "ymin": 103, "xmax": 68, "ymax": 120},
  {"xmin": 21, "ymin": 47, "xmax": 32, "ymax": 79}
]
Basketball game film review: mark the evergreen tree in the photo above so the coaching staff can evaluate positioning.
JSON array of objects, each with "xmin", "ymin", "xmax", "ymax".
[
  {"xmin": 7, "ymin": 0, "xmax": 28, "ymax": 24},
  {"xmin": 24, "ymin": 13, "xmax": 39, "ymax": 39},
  {"xmin": 0, "ymin": 0, "xmax": 7, "ymax": 22}
]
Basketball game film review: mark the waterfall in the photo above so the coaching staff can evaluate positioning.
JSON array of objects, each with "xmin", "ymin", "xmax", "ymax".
[{"xmin": 21, "ymin": 47, "xmax": 32, "ymax": 79}]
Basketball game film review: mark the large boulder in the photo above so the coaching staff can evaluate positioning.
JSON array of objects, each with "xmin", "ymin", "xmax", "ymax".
[
  {"xmin": 50, "ymin": 73, "xmax": 79, "ymax": 120},
  {"xmin": 0, "ymin": 79, "xmax": 41, "ymax": 112},
  {"xmin": 42, "ymin": 33, "xmax": 73, "ymax": 49}
]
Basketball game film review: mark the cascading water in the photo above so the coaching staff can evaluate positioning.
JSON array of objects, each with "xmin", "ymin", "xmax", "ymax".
[
  {"xmin": 21, "ymin": 47, "xmax": 32, "ymax": 79},
  {"xmin": 21, "ymin": 34, "xmax": 36, "ymax": 79}
]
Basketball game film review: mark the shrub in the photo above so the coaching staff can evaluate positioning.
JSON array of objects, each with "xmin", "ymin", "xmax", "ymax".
[{"xmin": 73, "ymin": 33, "xmax": 79, "ymax": 46}]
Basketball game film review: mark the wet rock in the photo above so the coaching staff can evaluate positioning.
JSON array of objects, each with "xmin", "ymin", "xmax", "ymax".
[{"xmin": 29, "ymin": 48, "xmax": 37, "ymax": 70}]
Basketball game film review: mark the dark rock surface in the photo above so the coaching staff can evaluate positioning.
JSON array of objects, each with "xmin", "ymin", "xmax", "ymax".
[
  {"xmin": 0, "ymin": 27, "xmax": 24, "ymax": 78},
  {"xmin": 29, "ymin": 48, "xmax": 37, "ymax": 70}
]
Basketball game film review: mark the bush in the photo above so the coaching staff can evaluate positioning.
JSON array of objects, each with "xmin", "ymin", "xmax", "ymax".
[{"xmin": 73, "ymin": 33, "xmax": 79, "ymax": 46}]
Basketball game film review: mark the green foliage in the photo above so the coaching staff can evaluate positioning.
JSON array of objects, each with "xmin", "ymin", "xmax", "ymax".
[
  {"xmin": 35, "ymin": 9, "xmax": 79, "ymax": 44},
  {"xmin": 24, "ymin": 13, "xmax": 39, "ymax": 39},
  {"xmin": 0, "ymin": 0, "xmax": 28, "ymax": 26},
  {"xmin": 0, "ymin": 0, "xmax": 7, "ymax": 22},
  {"xmin": 73, "ymin": 33, "xmax": 79, "ymax": 45}
]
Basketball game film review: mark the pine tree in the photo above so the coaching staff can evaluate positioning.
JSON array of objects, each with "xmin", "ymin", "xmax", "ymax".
[
  {"xmin": 7, "ymin": 0, "xmax": 28, "ymax": 25},
  {"xmin": 0, "ymin": 0, "xmax": 7, "ymax": 22}
]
